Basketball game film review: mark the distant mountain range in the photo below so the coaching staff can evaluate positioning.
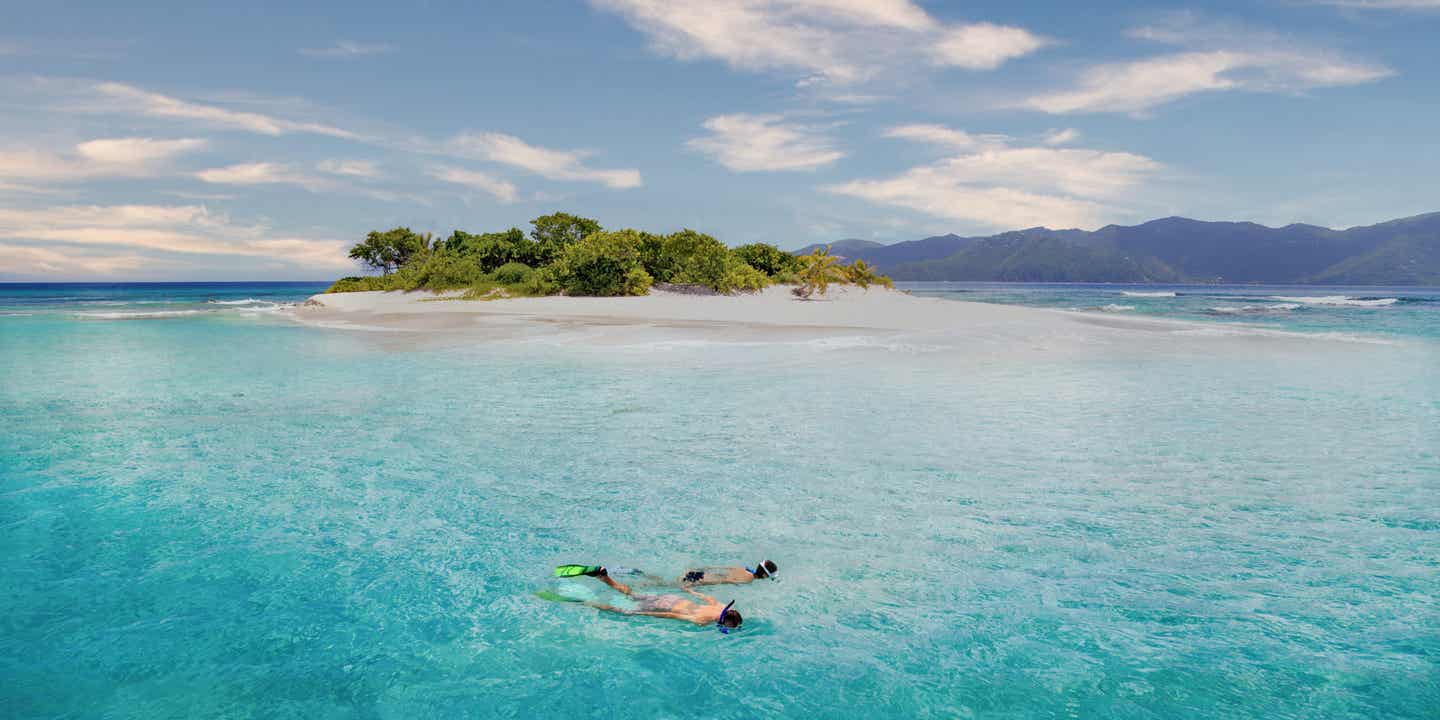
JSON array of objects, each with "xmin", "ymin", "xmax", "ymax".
[{"xmin": 795, "ymin": 212, "xmax": 1440, "ymax": 285}]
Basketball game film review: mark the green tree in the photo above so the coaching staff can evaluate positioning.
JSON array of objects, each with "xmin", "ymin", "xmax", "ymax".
[
  {"xmin": 531, "ymin": 212, "xmax": 600, "ymax": 244},
  {"xmin": 793, "ymin": 247, "xmax": 846, "ymax": 299},
  {"xmin": 348, "ymin": 227, "xmax": 432, "ymax": 274},
  {"xmin": 733, "ymin": 242, "xmax": 799, "ymax": 276},
  {"xmin": 446, "ymin": 228, "xmax": 542, "ymax": 271},
  {"xmin": 528, "ymin": 212, "xmax": 601, "ymax": 266}
]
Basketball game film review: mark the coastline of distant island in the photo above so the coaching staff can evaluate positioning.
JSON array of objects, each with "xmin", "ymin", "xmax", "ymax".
[{"xmin": 799, "ymin": 212, "xmax": 1440, "ymax": 286}]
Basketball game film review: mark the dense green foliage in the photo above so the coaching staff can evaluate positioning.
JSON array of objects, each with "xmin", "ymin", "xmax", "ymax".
[
  {"xmin": 550, "ymin": 229, "xmax": 652, "ymax": 296},
  {"xmin": 329, "ymin": 212, "xmax": 893, "ymax": 297},
  {"xmin": 734, "ymin": 243, "xmax": 801, "ymax": 276}
]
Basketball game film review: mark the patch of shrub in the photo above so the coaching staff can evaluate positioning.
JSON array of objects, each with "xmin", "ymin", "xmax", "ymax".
[
  {"xmin": 395, "ymin": 250, "xmax": 486, "ymax": 291},
  {"xmin": 492, "ymin": 261, "xmax": 535, "ymax": 285},
  {"xmin": 733, "ymin": 242, "xmax": 799, "ymax": 276},
  {"xmin": 552, "ymin": 229, "xmax": 651, "ymax": 296},
  {"xmin": 326, "ymin": 275, "xmax": 394, "ymax": 293},
  {"xmin": 623, "ymin": 267, "xmax": 654, "ymax": 296},
  {"xmin": 719, "ymin": 259, "xmax": 770, "ymax": 293}
]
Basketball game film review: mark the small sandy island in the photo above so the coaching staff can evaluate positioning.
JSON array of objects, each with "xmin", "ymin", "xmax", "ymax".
[{"xmin": 293, "ymin": 286, "xmax": 1385, "ymax": 355}]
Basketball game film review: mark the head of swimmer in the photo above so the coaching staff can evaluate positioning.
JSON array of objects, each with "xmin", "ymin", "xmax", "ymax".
[
  {"xmin": 752, "ymin": 560, "xmax": 778, "ymax": 579},
  {"xmin": 718, "ymin": 606, "xmax": 743, "ymax": 630}
]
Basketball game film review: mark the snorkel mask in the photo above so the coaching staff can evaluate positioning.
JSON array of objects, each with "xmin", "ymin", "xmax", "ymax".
[
  {"xmin": 716, "ymin": 600, "xmax": 737, "ymax": 634},
  {"xmin": 749, "ymin": 561, "xmax": 777, "ymax": 581}
]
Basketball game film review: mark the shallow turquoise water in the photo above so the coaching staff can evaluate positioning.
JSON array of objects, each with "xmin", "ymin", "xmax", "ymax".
[{"xmin": 3, "ymin": 283, "xmax": 1438, "ymax": 718}]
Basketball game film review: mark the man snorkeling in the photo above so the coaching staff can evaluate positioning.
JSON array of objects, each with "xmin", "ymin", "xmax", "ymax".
[
  {"xmin": 584, "ymin": 567, "xmax": 743, "ymax": 631},
  {"xmin": 679, "ymin": 560, "xmax": 778, "ymax": 587},
  {"xmin": 554, "ymin": 560, "xmax": 778, "ymax": 588}
]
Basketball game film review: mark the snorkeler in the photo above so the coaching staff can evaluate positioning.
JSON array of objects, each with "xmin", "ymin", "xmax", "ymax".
[
  {"xmin": 679, "ymin": 560, "xmax": 777, "ymax": 587},
  {"xmin": 554, "ymin": 560, "xmax": 778, "ymax": 587},
  {"xmin": 585, "ymin": 567, "xmax": 743, "ymax": 631}
]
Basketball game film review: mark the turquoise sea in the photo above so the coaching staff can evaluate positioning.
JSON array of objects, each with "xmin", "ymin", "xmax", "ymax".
[{"xmin": 3, "ymin": 282, "xmax": 1437, "ymax": 718}]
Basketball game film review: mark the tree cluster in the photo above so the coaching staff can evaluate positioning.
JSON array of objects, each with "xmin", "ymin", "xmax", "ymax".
[{"xmin": 330, "ymin": 212, "xmax": 890, "ymax": 299}]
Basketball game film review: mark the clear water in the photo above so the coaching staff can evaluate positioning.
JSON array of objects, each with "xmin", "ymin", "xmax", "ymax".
[{"xmin": 3, "ymin": 282, "xmax": 1438, "ymax": 718}]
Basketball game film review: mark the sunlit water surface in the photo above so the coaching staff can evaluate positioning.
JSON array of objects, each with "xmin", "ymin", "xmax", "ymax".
[{"xmin": 3, "ymin": 283, "xmax": 1438, "ymax": 718}]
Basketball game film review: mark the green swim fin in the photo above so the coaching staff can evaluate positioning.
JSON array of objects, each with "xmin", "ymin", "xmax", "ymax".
[
  {"xmin": 534, "ymin": 590, "xmax": 584, "ymax": 603},
  {"xmin": 553, "ymin": 564, "xmax": 603, "ymax": 578}
]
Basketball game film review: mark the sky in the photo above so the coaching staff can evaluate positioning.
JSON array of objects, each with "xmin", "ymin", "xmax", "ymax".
[{"xmin": 1, "ymin": 0, "xmax": 1437, "ymax": 280}]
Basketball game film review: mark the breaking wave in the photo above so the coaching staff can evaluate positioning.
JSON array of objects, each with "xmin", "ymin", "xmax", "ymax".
[
  {"xmin": 1208, "ymin": 303, "xmax": 1302, "ymax": 315},
  {"xmin": 208, "ymin": 298, "xmax": 269, "ymax": 305},
  {"xmin": 1269, "ymin": 295, "xmax": 1398, "ymax": 307},
  {"xmin": 73, "ymin": 310, "xmax": 208, "ymax": 320},
  {"xmin": 1121, "ymin": 291, "xmax": 1177, "ymax": 298}
]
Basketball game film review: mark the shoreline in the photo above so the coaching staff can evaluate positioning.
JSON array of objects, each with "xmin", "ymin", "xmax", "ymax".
[{"xmin": 291, "ymin": 285, "xmax": 1397, "ymax": 351}]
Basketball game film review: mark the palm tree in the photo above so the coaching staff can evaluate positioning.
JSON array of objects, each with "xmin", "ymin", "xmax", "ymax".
[
  {"xmin": 792, "ymin": 247, "xmax": 846, "ymax": 299},
  {"xmin": 844, "ymin": 259, "xmax": 879, "ymax": 289}
]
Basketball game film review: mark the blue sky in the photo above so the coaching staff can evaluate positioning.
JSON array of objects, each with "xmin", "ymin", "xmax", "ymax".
[{"xmin": 1, "ymin": 0, "xmax": 1437, "ymax": 280}]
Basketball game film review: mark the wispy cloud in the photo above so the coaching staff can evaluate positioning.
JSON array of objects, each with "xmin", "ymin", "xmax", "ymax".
[
  {"xmin": 1041, "ymin": 128, "xmax": 1080, "ymax": 146},
  {"xmin": 317, "ymin": 158, "xmax": 380, "ymax": 178},
  {"xmin": 824, "ymin": 124, "xmax": 1162, "ymax": 230},
  {"xmin": 89, "ymin": 82, "xmax": 362, "ymax": 139},
  {"xmin": 1, "ymin": 243, "xmax": 149, "ymax": 277},
  {"xmin": 446, "ymin": 132, "xmax": 641, "ymax": 189},
  {"xmin": 427, "ymin": 166, "xmax": 520, "ymax": 203},
  {"xmin": 0, "ymin": 204, "xmax": 351, "ymax": 269},
  {"xmin": 196, "ymin": 162, "xmax": 322, "ymax": 190},
  {"xmin": 299, "ymin": 41, "xmax": 394, "ymax": 58},
  {"xmin": 883, "ymin": 124, "xmax": 1008, "ymax": 150},
  {"xmin": 688, "ymin": 114, "xmax": 844, "ymax": 172},
  {"xmin": 591, "ymin": 0, "xmax": 1045, "ymax": 86},
  {"xmin": 1023, "ymin": 17, "xmax": 1391, "ymax": 115},
  {"xmin": 0, "ymin": 137, "xmax": 207, "ymax": 182}
]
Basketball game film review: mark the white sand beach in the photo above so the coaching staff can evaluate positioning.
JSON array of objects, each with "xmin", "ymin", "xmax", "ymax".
[{"xmin": 293, "ymin": 286, "xmax": 1391, "ymax": 355}]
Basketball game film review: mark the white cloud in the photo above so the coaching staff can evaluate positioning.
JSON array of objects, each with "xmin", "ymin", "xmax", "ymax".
[
  {"xmin": 883, "ymin": 124, "xmax": 1008, "ymax": 150},
  {"xmin": 1024, "ymin": 18, "xmax": 1391, "ymax": 115},
  {"xmin": 0, "ymin": 137, "xmax": 207, "ymax": 182},
  {"xmin": 427, "ymin": 166, "xmax": 520, "ymax": 203},
  {"xmin": 1041, "ymin": 128, "xmax": 1080, "ymax": 146},
  {"xmin": 90, "ymin": 82, "xmax": 361, "ymax": 139},
  {"xmin": 824, "ymin": 125, "xmax": 1162, "ymax": 230},
  {"xmin": 0, "ymin": 204, "xmax": 352, "ymax": 270},
  {"xmin": 688, "ymin": 114, "xmax": 845, "ymax": 172},
  {"xmin": 300, "ymin": 41, "xmax": 394, "ymax": 58},
  {"xmin": 447, "ymin": 132, "xmax": 641, "ymax": 189},
  {"xmin": 317, "ymin": 158, "xmax": 380, "ymax": 178},
  {"xmin": 74, "ymin": 137, "xmax": 208, "ymax": 165},
  {"xmin": 196, "ymin": 162, "xmax": 321, "ymax": 189},
  {"xmin": 933, "ymin": 23, "xmax": 1048, "ymax": 70},
  {"xmin": 592, "ymin": 0, "xmax": 1045, "ymax": 85}
]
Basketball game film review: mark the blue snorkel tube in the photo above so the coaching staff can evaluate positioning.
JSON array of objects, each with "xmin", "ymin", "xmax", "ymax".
[{"xmin": 716, "ymin": 600, "xmax": 736, "ymax": 634}]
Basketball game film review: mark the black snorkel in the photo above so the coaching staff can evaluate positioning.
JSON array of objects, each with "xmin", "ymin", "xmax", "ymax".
[{"xmin": 716, "ymin": 600, "xmax": 736, "ymax": 634}]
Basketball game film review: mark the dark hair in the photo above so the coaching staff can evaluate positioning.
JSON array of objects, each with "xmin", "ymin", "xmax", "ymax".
[
  {"xmin": 720, "ymin": 608, "xmax": 743, "ymax": 628},
  {"xmin": 762, "ymin": 560, "xmax": 778, "ymax": 573}
]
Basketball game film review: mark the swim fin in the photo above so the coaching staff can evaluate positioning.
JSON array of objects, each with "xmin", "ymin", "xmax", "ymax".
[{"xmin": 553, "ymin": 564, "xmax": 604, "ymax": 578}]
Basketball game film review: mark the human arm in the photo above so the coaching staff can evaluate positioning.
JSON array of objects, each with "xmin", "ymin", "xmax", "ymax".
[{"xmin": 681, "ymin": 586, "xmax": 718, "ymax": 605}]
